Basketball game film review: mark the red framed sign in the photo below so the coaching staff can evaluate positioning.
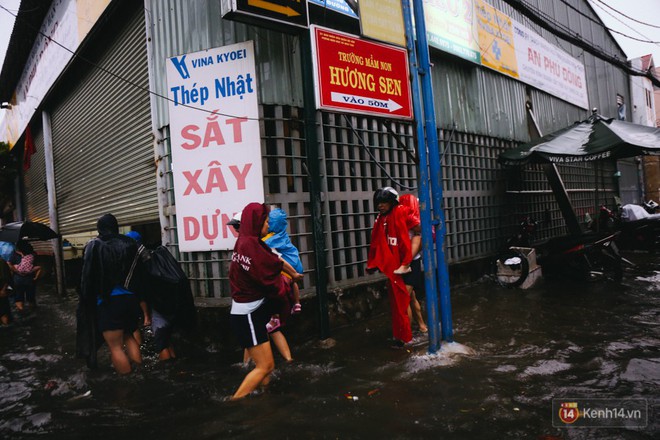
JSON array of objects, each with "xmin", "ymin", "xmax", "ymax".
[{"xmin": 310, "ymin": 25, "xmax": 413, "ymax": 120}]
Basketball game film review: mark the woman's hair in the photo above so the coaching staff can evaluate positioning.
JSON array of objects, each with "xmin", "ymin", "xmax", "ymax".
[{"xmin": 16, "ymin": 240, "xmax": 34, "ymax": 255}]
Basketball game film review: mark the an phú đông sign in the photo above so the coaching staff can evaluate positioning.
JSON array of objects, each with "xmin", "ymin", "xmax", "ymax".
[
  {"xmin": 166, "ymin": 41, "xmax": 263, "ymax": 252},
  {"xmin": 310, "ymin": 25, "xmax": 413, "ymax": 119}
]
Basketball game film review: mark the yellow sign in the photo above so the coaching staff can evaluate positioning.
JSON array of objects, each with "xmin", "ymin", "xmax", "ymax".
[
  {"xmin": 359, "ymin": 0, "xmax": 406, "ymax": 47},
  {"xmin": 475, "ymin": 0, "xmax": 518, "ymax": 78},
  {"xmin": 247, "ymin": 0, "xmax": 301, "ymax": 17},
  {"xmin": 232, "ymin": 0, "xmax": 308, "ymax": 28}
]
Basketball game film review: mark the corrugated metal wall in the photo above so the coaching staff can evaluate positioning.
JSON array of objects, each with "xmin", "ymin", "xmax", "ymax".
[
  {"xmin": 146, "ymin": 0, "xmax": 304, "ymax": 130},
  {"xmin": 146, "ymin": 0, "xmax": 630, "ymax": 298},
  {"xmin": 50, "ymin": 9, "xmax": 158, "ymax": 234},
  {"xmin": 147, "ymin": 0, "xmax": 630, "ymax": 142},
  {"xmin": 432, "ymin": 0, "xmax": 631, "ymax": 138}
]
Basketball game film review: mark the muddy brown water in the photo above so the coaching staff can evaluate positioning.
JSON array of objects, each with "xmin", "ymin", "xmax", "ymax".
[{"xmin": 1, "ymin": 253, "xmax": 658, "ymax": 439}]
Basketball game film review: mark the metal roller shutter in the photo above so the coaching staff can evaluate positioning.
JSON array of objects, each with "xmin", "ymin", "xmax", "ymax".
[
  {"xmin": 50, "ymin": 10, "xmax": 157, "ymax": 234},
  {"xmin": 24, "ymin": 125, "xmax": 49, "ymax": 224}
]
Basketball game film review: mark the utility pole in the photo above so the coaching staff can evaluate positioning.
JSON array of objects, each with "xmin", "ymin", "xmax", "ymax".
[
  {"xmin": 411, "ymin": 0, "xmax": 454, "ymax": 342},
  {"xmin": 402, "ymin": 0, "xmax": 440, "ymax": 353}
]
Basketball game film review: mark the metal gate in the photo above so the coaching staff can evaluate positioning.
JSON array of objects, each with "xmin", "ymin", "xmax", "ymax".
[
  {"xmin": 49, "ymin": 9, "xmax": 157, "ymax": 235},
  {"xmin": 23, "ymin": 124, "xmax": 49, "ymax": 224},
  {"xmin": 159, "ymin": 104, "xmax": 619, "ymax": 299}
]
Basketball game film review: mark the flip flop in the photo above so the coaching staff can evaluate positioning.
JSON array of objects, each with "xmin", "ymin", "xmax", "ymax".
[{"xmin": 393, "ymin": 267, "xmax": 412, "ymax": 275}]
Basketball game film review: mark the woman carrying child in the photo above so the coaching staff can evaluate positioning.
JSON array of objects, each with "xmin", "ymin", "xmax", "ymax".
[
  {"xmin": 8, "ymin": 240, "xmax": 41, "ymax": 311},
  {"xmin": 229, "ymin": 203, "xmax": 289, "ymax": 399}
]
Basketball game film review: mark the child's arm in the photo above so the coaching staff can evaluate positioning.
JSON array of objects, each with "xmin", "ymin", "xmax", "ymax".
[{"xmin": 280, "ymin": 258, "xmax": 303, "ymax": 282}]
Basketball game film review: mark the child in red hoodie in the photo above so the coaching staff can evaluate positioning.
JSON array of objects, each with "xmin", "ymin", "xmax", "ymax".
[{"xmin": 229, "ymin": 202, "xmax": 287, "ymax": 399}]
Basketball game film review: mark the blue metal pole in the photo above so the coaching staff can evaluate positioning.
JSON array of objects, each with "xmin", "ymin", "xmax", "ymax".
[
  {"xmin": 411, "ymin": 0, "xmax": 454, "ymax": 342},
  {"xmin": 401, "ymin": 0, "xmax": 440, "ymax": 354}
]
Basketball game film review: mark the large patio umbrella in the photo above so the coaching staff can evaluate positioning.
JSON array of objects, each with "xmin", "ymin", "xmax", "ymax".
[
  {"xmin": 0, "ymin": 221, "xmax": 59, "ymax": 243},
  {"xmin": 498, "ymin": 112, "xmax": 660, "ymax": 166}
]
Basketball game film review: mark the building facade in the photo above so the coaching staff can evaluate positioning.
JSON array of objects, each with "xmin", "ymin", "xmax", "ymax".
[{"xmin": 0, "ymin": 0, "xmax": 643, "ymax": 306}]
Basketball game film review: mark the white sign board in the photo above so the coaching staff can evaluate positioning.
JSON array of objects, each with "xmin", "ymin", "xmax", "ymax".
[
  {"xmin": 166, "ymin": 41, "xmax": 263, "ymax": 252},
  {"xmin": 2, "ymin": 0, "xmax": 111, "ymax": 145},
  {"xmin": 512, "ymin": 19, "xmax": 588, "ymax": 109}
]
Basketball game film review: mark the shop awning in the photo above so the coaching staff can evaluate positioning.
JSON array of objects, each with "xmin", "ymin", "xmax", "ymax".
[{"xmin": 499, "ymin": 112, "xmax": 660, "ymax": 166}]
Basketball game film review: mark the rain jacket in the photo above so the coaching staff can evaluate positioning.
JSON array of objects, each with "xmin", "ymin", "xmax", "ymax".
[
  {"xmin": 367, "ymin": 203, "xmax": 419, "ymax": 343},
  {"xmin": 76, "ymin": 214, "xmax": 143, "ymax": 369},
  {"xmin": 229, "ymin": 203, "xmax": 284, "ymax": 303},
  {"xmin": 263, "ymin": 208, "xmax": 303, "ymax": 274}
]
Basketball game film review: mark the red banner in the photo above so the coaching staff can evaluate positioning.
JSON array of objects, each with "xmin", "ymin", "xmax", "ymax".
[{"xmin": 311, "ymin": 26, "xmax": 413, "ymax": 120}]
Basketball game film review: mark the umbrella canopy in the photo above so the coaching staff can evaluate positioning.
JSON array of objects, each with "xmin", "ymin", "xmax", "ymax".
[
  {"xmin": 0, "ymin": 221, "xmax": 59, "ymax": 243},
  {"xmin": 499, "ymin": 113, "xmax": 660, "ymax": 166}
]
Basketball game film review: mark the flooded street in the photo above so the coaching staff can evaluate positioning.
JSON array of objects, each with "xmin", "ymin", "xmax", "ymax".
[{"xmin": 1, "ymin": 253, "xmax": 658, "ymax": 439}]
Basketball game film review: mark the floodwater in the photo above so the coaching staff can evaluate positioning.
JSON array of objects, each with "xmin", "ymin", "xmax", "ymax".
[{"xmin": 1, "ymin": 253, "xmax": 658, "ymax": 439}]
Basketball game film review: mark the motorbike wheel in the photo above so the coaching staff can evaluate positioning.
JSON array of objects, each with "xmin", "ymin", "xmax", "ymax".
[{"xmin": 495, "ymin": 249, "xmax": 530, "ymax": 288}]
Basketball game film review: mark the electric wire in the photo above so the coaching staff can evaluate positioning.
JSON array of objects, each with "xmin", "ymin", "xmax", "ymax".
[
  {"xmin": 588, "ymin": 0, "xmax": 660, "ymax": 45},
  {"xmin": 341, "ymin": 114, "xmax": 417, "ymax": 191},
  {"xmin": 593, "ymin": 0, "xmax": 660, "ymax": 29}
]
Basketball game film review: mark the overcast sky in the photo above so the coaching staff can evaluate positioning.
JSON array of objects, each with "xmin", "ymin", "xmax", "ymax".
[
  {"xmin": 0, "ymin": 0, "xmax": 19, "ymax": 71},
  {"xmin": 0, "ymin": 0, "xmax": 658, "ymax": 86},
  {"xmin": 587, "ymin": 0, "xmax": 660, "ymax": 64}
]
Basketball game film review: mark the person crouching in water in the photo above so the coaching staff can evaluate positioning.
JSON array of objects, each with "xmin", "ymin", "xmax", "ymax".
[
  {"xmin": 77, "ymin": 213, "xmax": 144, "ymax": 374},
  {"xmin": 229, "ymin": 202, "xmax": 288, "ymax": 399}
]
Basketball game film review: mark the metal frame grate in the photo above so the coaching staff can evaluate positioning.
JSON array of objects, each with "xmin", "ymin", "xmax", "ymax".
[{"xmin": 159, "ymin": 105, "xmax": 620, "ymax": 298}]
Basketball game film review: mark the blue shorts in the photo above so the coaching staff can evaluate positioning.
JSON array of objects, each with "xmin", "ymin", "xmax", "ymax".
[{"xmin": 230, "ymin": 302, "xmax": 270, "ymax": 349}]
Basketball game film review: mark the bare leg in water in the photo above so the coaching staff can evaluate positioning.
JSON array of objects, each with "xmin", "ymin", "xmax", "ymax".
[
  {"xmin": 243, "ymin": 330, "xmax": 293, "ymax": 364},
  {"xmin": 407, "ymin": 285, "xmax": 428, "ymax": 333},
  {"xmin": 232, "ymin": 341, "xmax": 275, "ymax": 399},
  {"xmin": 103, "ymin": 330, "xmax": 142, "ymax": 374}
]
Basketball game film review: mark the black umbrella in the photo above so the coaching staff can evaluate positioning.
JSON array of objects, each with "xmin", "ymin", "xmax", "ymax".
[
  {"xmin": 0, "ymin": 221, "xmax": 60, "ymax": 243},
  {"xmin": 499, "ymin": 112, "xmax": 660, "ymax": 166}
]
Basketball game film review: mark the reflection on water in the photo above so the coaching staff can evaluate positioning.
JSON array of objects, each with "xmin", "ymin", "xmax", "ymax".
[{"xmin": 0, "ymin": 253, "xmax": 658, "ymax": 439}]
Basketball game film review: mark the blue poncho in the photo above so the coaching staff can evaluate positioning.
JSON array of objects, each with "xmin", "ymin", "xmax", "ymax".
[{"xmin": 263, "ymin": 208, "xmax": 303, "ymax": 274}]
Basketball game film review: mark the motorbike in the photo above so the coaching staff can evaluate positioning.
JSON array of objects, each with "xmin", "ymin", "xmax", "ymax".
[
  {"xmin": 496, "ymin": 216, "xmax": 623, "ymax": 287},
  {"xmin": 616, "ymin": 202, "xmax": 660, "ymax": 252}
]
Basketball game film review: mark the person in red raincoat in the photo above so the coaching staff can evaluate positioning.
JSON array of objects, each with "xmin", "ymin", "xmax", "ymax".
[{"xmin": 367, "ymin": 187, "xmax": 420, "ymax": 346}]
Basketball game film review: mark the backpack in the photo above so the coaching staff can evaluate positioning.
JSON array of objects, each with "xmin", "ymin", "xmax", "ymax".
[
  {"xmin": 138, "ymin": 245, "xmax": 196, "ymax": 330},
  {"xmin": 139, "ymin": 245, "xmax": 187, "ymax": 284}
]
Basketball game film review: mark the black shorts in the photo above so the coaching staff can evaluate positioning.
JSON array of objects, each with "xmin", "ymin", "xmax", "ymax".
[
  {"xmin": 0, "ymin": 296, "xmax": 11, "ymax": 317},
  {"xmin": 402, "ymin": 258, "xmax": 424, "ymax": 293},
  {"xmin": 151, "ymin": 309, "xmax": 173, "ymax": 352},
  {"xmin": 97, "ymin": 295, "xmax": 140, "ymax": 333},
  {"xmin": 230, "ymin": 302, "xmax": 270, "ymax": 349}
]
